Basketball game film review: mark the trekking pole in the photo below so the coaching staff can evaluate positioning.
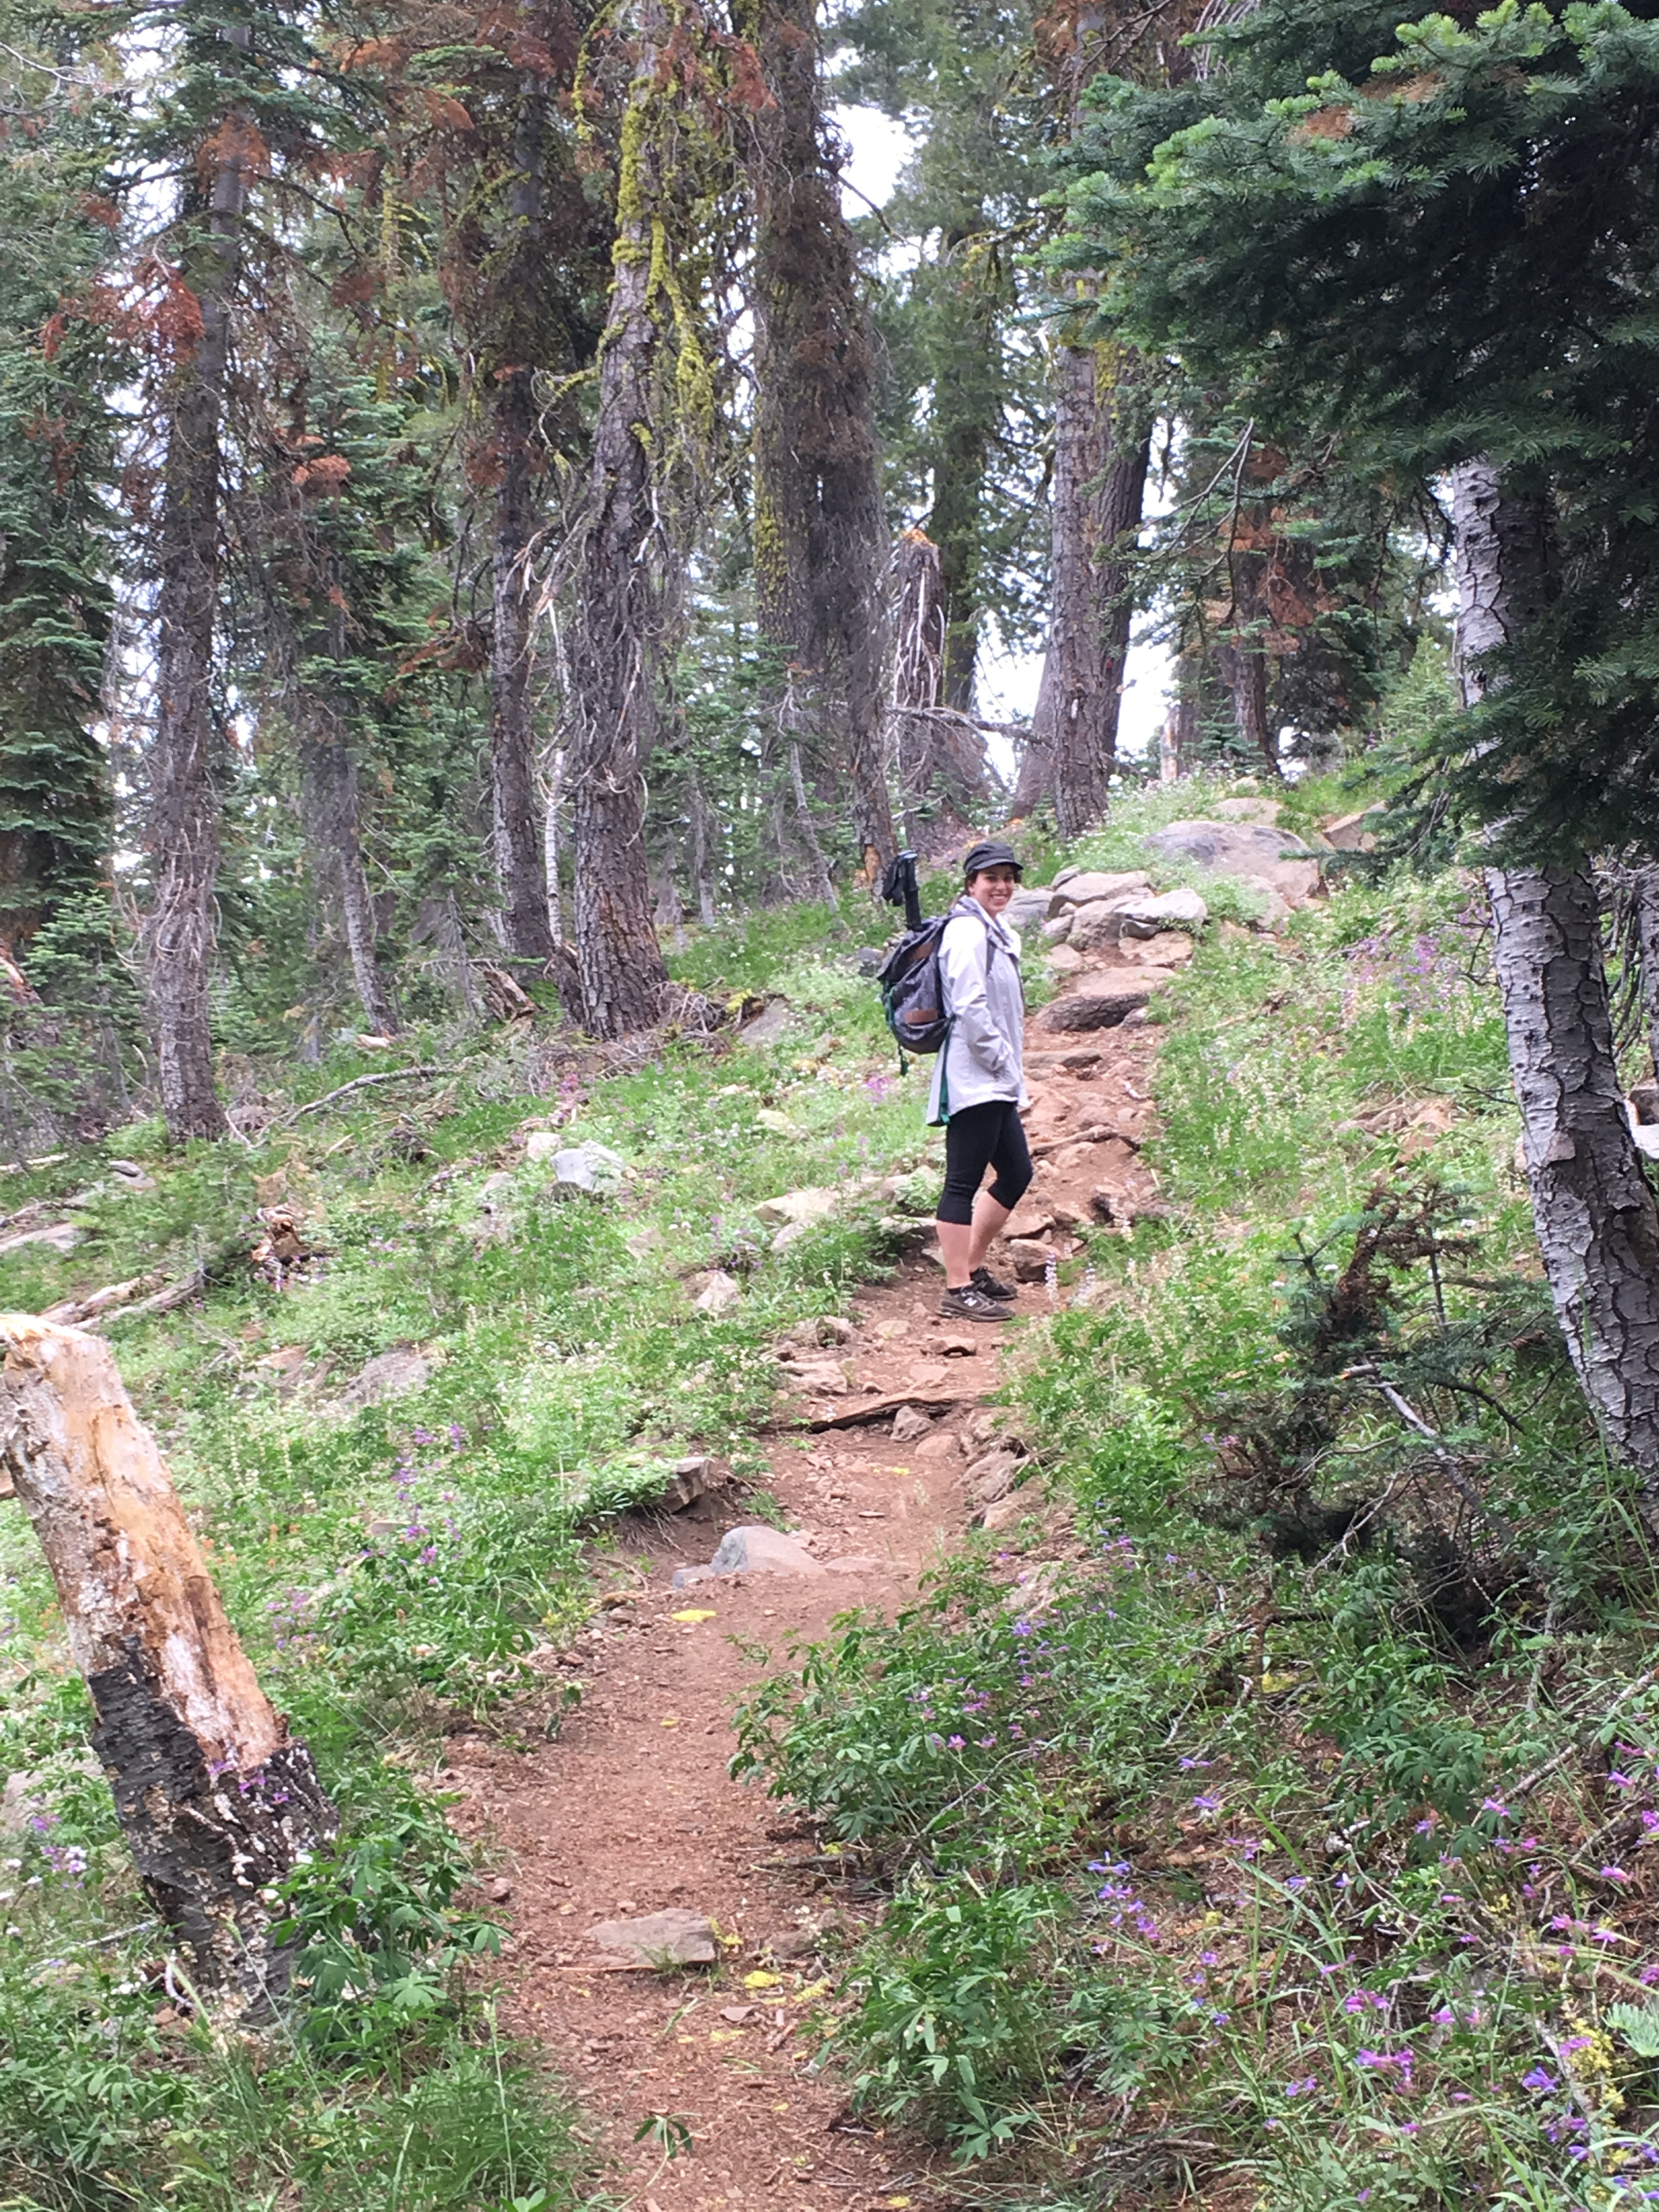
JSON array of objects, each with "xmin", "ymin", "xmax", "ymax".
[{"xmin": 881, "ymin": 849, "xmax": 923, "ymax": 932}]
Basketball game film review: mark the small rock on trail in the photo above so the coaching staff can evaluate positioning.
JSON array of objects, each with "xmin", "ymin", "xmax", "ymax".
[
  {"xmin": 671, "ymin": 1524, "xmax": 826, "ymax": 1587},
  {"xmin": 588, "ymin": 1908, "xmax": 718, "ymax": 1967}
]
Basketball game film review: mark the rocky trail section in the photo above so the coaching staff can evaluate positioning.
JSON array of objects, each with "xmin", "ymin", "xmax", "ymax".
[{"xmin": 443, "ymin": 986, "xmax": 1172, "ymax": 2210}]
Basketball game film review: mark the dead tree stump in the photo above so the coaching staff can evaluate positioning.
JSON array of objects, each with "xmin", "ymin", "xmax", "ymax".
[{"xmin": 0, "ymin": 1317, "xmax": 336, "ymax": 2009}]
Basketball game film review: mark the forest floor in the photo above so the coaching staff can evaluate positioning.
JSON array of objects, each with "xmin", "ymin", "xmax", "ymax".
[{"xmin": 450, "ymin": 1007, "xmax": 1164, "ymax": 2211}]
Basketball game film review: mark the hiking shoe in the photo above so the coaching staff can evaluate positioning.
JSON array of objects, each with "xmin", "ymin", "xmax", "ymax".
[
  {"xmin": 939, "ymin": 1284, "xmax": 1009, "ymax": 1324},
  {"xmin": 972, "ymin": 1266, "xmax": 1017, "ymax": 1302}
]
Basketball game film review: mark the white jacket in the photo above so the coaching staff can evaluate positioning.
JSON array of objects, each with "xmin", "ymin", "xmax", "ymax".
[{"xmin": 926, "ymin": 899, "xmax": 1027, "ymax": 1124}]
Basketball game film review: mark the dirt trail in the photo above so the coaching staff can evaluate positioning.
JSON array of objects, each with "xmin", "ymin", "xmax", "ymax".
[{"xmin": 447, "ymin": 989, "xmax": 1164, "ymax": 2212}]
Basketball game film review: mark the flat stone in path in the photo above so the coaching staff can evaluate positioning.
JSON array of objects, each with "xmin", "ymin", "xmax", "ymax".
[
  {"xmin": 1037, "ymin": 982, "xmax": 1160, "ymax": 1033},
  {"xmin": 588, "ymin": 1909, "xmax": 718, "ymax": 1968}
]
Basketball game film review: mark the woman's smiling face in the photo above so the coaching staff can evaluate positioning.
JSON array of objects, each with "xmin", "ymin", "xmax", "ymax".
[{"xmin": 968, "ymin": 866, "xmax": 1018, "ymax": 916}]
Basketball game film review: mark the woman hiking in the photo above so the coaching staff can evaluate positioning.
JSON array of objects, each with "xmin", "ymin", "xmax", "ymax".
[{"xmin": 930, "ymin": 839, "xmax": 1034, "ymax": 1324}]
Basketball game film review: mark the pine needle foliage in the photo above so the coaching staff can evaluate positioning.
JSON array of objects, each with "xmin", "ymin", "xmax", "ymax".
[{"xmin": 1060, "ymin": 0, "xmax": 1659, "ymax": 856}]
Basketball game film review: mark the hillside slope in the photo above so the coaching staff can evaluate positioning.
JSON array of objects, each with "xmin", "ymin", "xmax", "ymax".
[{"xmin": 0, "ymin": 787, "xmax": 1655, "ymax": 2212}]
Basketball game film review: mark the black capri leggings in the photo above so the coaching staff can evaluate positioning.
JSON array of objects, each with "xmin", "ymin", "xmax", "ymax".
[{"xmin": 936, "ymin": 1099, "xmax": 1034, "ymax": 1227}]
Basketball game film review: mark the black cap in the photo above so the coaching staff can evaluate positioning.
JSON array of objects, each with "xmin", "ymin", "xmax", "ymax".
[{"xmin": 962, "ymin": 838, "xmax": 1023, "ymax": 880}]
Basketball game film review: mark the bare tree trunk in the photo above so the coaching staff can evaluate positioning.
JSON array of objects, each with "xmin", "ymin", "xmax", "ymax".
[
  {"xmin": 489, "ymin": 368, "xmax": 555, "ymax": 961},
  {"xmin": 300, "ymin": 704, "xmax": 398, "ymax": 1036},
  {"xmin": 750, "ymin": 0, "xmax": 896, "ymax": 879},
  {"xmin": 0, "ymin": 1320, "xmax": 336, "ymax": 2005},
  {"xmin": 893, "ymin": 527, "xmax": 941, "ymax": 841},
  {"xmin": 889, "ymin": 526, "xmax": 990, "ymax": 840},
  {"xmin": 543, "ymin": 743, "xmax": 566, "ymax": 944},
  {"xmin": 924, "ymin": 239, "xmax": 1001, "ymax": 714},
  {"xmin": 788, "ymin": 740, "xmax": 837, "ymax": 909},
  {"xmin": 1159, "ymin": 707, "xmax": 1180, "ymax": 782},
  {"xmin": 142, "ymin": 124, "xmax": 253, "ymax": 1141},
  {"xmin": 1217, "ymin": 634, "xmax": 1277, "ymax": 778},
  {"xmin": 1453, "ymin": 456, "xmax": 1659, "ymax": 1500},
  {"xmin": 686, "ymin": 768, "xmax": 716, "ymax": 926},
  {"xmin": 1012, "ymin": 651, "xmax": 1056, "ymax": 816},
  {"xmin": 563, "ymin": 1, "xmax": 680, "ymax": 1039},
  {"xmin": 1633, "ymin": 865, "xmax": 1659, "ymax": 1077},
  {"xmin": 1039, "ymin": 342, "xmax": 1150, "ymax": 837}
]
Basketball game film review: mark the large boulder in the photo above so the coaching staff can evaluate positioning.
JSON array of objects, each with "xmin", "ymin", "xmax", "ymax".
[
  {"xmin": 1147, "ymin": 820, "xmax": 1322, "ymax": 907},
  {"xmin": 671, "ymin": 1524, "xmax": 825, "ymax": 1587},
  {"xmin": 1116, "ymin": 887, "xmax": 1208, "ymax": 938},
  {"xmin": 1323, "ymin": 803, "xmax": 1386, "ymax": 852},
  {"xmin": 1004, "ymin": 888, "xmax": 1052, "ymax": 930},
  {"xmin": 1069, "ymin": 898, "xmax": 1149, "ymax": 953},
  {"xmin": 1238, "ymin": 876, "xmax": 1294, "ymax": 931},
  {"xmin": 1046, "ymin": 869, "xmax": 1150, "ymax": 917}
]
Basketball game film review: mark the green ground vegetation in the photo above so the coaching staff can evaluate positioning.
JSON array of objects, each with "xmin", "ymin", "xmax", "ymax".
[
  {"xmin": 5, "ymin": 787, "xmax": 1657, "ymax": 2209},
  {"xmin": 734, "ymin": 825, "xmax": 1659, "ymax": 2204},
  {"xmin": 0, "ymin": 918, "xmax": 943, "ymax": 2210}
]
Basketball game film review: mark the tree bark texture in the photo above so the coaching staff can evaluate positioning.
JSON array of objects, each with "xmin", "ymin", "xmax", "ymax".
[
  {"xmin": 890, "ymin": 528, "xmax": 988, "ymax": 842},
  {"xmin": 489, "ymin": 365, "xmax": 555, "ymax": 962},
  {"xmin": 564, "ymin": 3, "xmax": 682, "ymax": 1038},
  {"xmin": 1217, "ymin": 634, "xmax": 1276, "ymax": 778},
  {"xmin": 1453, "ymin": 455, "xmax": 1659, "ymax": 1499},
  {"xmin": 686, "ymin": 768, "xmax": 716, "ymax": 926},
  {"xmin": 543, "ymin": 742, "xmax": 566, "ymax": 945},
  {"xmin": 750, "ymin": 0, "xmax": 897, "ymax": 879},
  {"xmin": 142, "ymin": 123, "xmax": 254, "ymax": 1142},
  {"xmin": 1633, "ymin": 865, "xmax": 1659, "ymax": 1078},
  {"xmin": 0, "ymin": 1319, "xmax": 336, "ymax": 2002},
  {"xmin": 1039, "ymin": 342, "xmax": 1150, "ymax": 838},
  {"xmin": 1011, "ymin": 652, "xmax": 1056, "ymax": 816},
  {"xmin": 923, "ymin": 225, "xmax": 1004, "ymax": 715},
  {"xmin": 300, "ymin": 702, "xmax": 398, "ymax": 1037}
]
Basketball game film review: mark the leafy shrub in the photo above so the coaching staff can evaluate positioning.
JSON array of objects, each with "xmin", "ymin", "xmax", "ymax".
[{"xmin": 832, "ymin": 1874, "xmax": 1063, "ymax": 2158}]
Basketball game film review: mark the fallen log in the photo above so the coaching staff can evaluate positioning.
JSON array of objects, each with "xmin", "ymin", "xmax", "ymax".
[
  {"xmin": 41, "ymin": 1272, "xmax": 167, "ymax": 1329},
  {"xmin": 96, "ymin": 1270, "xmax": 207, "ymax": 1330},
  {"xmin": 0, "ymin": 1317, "xmax": 336, "ymax": 2010},
  {"xmin": 805, "ymin": 1389, "xmax": 974, "ymax": 1431}
]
